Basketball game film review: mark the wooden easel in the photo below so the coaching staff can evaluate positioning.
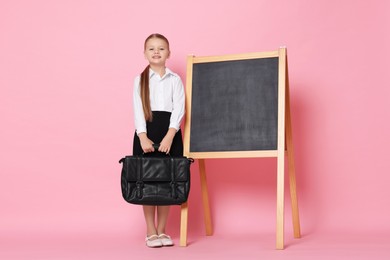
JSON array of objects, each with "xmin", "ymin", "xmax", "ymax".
[{"xmin": 179, "ymin": 48, "xmax": 301, "ymax": 249}]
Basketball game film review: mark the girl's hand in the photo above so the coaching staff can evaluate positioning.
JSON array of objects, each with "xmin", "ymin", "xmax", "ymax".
[
  {"xmin": 159, "ymin": 137, "xmax": 173, "ymax": 154},
  {"xmin": 159, "ymin": 128, "xmax": 176, "ymax": 154},
  {"xmin": 138, "ymin": 133, "xmax": 155, "ymax": 153}
]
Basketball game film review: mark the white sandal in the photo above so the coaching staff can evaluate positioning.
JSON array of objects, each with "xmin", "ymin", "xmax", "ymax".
[
  {"xmin": 145, "ymin": 234, "xmax": 163, "ymax": 248},
  {"xmin": 158, "ymin": 233, "xmax": 174, "ymax": 246}
]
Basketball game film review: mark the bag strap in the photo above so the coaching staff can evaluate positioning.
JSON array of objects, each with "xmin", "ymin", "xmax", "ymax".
[
  {"xmin": 170, "ymin": 158, "xmax": 177, "ymax": 199},
  {"xmin": 136, "ymin": 156, "xmax": 143, "ymax": 199}
]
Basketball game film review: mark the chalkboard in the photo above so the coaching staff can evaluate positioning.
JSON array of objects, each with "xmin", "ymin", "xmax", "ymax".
[{"xmin": 184, "ymin": 50, "xmax": 287, "ymax": 158}]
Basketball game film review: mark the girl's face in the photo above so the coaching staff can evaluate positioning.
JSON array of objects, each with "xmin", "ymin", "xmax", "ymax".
[{"xmin": 144, "ymin": 38, "xmax": 170, "ymax": 66}]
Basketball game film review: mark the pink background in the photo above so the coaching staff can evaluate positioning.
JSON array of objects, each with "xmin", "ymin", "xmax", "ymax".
[{"xmin": 1, "ymin": 0, "xmax": 390, "ymax": 259}]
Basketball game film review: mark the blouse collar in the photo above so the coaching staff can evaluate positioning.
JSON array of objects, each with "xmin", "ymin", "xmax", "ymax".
[{"xmin": 149, "ymin": 67, "xmax": 175, "ymax": 79}]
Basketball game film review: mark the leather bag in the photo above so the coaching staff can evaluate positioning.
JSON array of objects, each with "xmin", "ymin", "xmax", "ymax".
[{"xmin": 119, "ymin": 152, "xmax": 194, "ymax": 205}]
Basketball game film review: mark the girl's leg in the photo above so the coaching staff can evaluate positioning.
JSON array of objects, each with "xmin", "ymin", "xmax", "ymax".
[
  {"xmin": 156, "ymin": 205, "xmax": 170, "ymax": 234},
  {"xmin": 156, "ymin": 206, "xmax": 173, "ymax": 246},
  {"xmin": 143, "ymin": 205, "xmax": 157, "ymax": 236}
]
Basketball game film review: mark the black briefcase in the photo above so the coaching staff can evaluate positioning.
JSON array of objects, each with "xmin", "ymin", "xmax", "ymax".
[{"xmin": 119, "ymin": 154, "xmax": 194, "ymax": 205}]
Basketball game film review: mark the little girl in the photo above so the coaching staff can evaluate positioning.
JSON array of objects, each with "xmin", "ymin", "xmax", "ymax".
[{"xmin": 132, "ymin": 33, "xmax": 185, "ymax": 247}]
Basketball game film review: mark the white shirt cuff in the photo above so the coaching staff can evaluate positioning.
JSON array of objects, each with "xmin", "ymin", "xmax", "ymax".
[{"xmin": 136, "ymin": 128, "xmax": 147, "ymax": 135}]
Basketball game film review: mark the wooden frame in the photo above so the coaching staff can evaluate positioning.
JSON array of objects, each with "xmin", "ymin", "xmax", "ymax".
[{"xmin": 179, "ymin": 48, "xmax": 300, "ymax": 249}]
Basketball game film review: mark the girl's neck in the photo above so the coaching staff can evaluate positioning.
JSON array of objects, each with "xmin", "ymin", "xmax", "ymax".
[{"xmin": 149, "ymin": 65, "xmax": 166, "ymax": 77}]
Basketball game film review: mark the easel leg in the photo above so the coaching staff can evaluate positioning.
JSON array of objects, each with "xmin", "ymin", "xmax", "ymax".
[
  {"xmin": 276, "ymin": 156, "xmax": 285, "ymax": 249},
  {"xmin": 199, "ymin": 159, "xmax": 213, "ymax": 235},
  {"xmin": 276, "ymin": 47, "xmax": 286, "ymax": 250},
  {"xmin": 285, "ymin": 60, "xmax": 301, "ymax": 239},
  {"xmin": 179, "ymin": 202, "xmax": 188, "ymax": 246},
  {"xmin": 287, "ymin": 152, "xmax": 301, "ymax": 238}
]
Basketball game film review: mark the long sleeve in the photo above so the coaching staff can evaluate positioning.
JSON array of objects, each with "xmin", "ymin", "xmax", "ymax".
[
  {"xmin": 169, "ymin": 76, "xmax": 185, "ymax": 131},
  {"xmin": 133, "ymin": 76, "xmax": 147, "ymax": 134}
]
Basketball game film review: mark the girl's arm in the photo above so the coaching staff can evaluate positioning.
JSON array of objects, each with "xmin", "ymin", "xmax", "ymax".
[
  {"xmin": 168, "ymin": 77, "xmax": 185, "ymax": 131},
  {"xmin": 159, "ymin": 128, "xmax": 177, "ymax": 154},
  {"xmin": 133, "ymin": 77, "xmax": 154, "ymax": 153},
  {"xmin": 159, "ymin": 77, "xmax": 185, "ymax": 154}
]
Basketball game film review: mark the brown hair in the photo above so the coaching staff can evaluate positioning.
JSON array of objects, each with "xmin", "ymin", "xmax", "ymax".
[{"xmin": 140, "ymin": 33, "xmax": 170, "ymax": 121}]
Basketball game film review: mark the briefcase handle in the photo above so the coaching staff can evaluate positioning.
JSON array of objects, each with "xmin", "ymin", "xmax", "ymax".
[
  {"xmin": 151, "ymin": 144, "xmax": 194, "ymax": 163},
  {"xmin": 150, "ymin": 143, "xmax": 172, "ymax": 156},
  {"xmin": 152, "ymin": 143, "xmax": 161, "ymax": 151}
]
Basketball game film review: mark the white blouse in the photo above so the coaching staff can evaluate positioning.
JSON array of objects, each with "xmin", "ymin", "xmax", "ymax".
[{"xmin": 133, "ymin": 68, "xmax": 185, "ymax": 135}]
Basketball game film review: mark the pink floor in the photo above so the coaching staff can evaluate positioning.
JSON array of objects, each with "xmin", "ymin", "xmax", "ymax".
[{"xmin": 2, "ymin": 231, "xmax": 389, "ymax": 260}]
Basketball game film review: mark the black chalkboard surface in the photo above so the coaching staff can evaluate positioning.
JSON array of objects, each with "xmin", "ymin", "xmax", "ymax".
[
  {"xmin": 190, "ymin": 58, "xmax": 278, "ymax": 152},
  {"xmin": 184, "ymin": 50, "xmax": 286, "ymax": 158}
]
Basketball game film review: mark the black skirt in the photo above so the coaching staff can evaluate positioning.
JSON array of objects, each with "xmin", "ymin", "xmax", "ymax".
[{"xmin": 133, "ymin": 111, "xmax": 183, "ymax": 157}]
